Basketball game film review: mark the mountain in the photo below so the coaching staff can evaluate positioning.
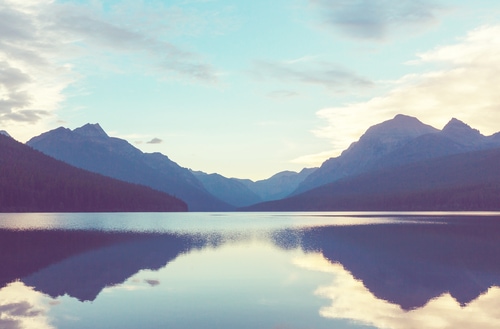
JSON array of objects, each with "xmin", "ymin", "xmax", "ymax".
[
  {"xmin": 441, "ymin": 118, "xmax": 485, "ymax": 146},
  {"xmin": 294, "ymin": 115, "xmax": 500, "ymax": 194},
  {"xmin": 246, "ymin": 146, "xmax": 500, "ymax": 211},
  {"xmin": 0, "ymin": 130, "xmax": 10, "ymax": 137},
  {"xmin": 27, "ymin": 124, "xmax": 231, "ymax": 211},
  {"xmin": 236, "ymin": 168, "xmax": 317, "ymax": 201},
  {"xmin": 191, "ymin": 171, "xmax": 262, "ymax": 208},
  {"xmin": 294, "ymin": 115, "xmax": 438, "ymax": 194},
  {"xmin": 0, "ymin": 134, "xmax": 186, "ymax": 212},
  {"xmin": 192, "ymin": 168, "xmax": 317, "ymax": 207}
]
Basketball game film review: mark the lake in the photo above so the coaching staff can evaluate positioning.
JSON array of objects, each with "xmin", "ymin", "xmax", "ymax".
[{"xmin": 1, "ymin": 212, "xmax": 500, "ymax": 329}]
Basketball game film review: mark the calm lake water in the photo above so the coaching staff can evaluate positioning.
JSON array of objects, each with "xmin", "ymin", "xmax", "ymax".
[{"xmin": 1, "ymin": 212, "xmax": 500, "ymax": 329}]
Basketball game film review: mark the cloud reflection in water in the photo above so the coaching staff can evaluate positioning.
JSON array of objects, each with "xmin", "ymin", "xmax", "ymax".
[
  {"xmin": 295, "ymin": 253, "xmax": 500, "ymax": 329},
  {"xmin": 0, "ymin": 282, "xmax": 55, "ymax": 329}
]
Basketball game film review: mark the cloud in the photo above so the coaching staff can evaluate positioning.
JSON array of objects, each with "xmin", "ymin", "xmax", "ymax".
[
  {"xmin": 2, "ymin": 110, "xmax": 50, "ymax": 123},
  {"xmin": 144, "ymin": 279, "xmax": 160, "ymax": 287},
  {"xmin": 0, "ymin": 20, "xmax": 71, "ymax": 126},
  {"xmin": 0, "ymin": 1, "xmax": 76, "ymax": 129},
  {"xmin": 147, "ymin": 137, "xmax": 163, "ymax": 144},
  {"xmin": 0, "ymin": 0, "xmax": 222, "ymax": 137},
  {"xmin": 49, "ymin": 1, "xmax": 221, "ymax": 82},
  {"xmin": 49, "ymin": 3, "xmax": 218, "ymax": 81},
  {"xmin": 310, "ymin": 0, "xmax": 445, "ymax": 40},
  {"xmin": 252, "ymin": 60, "xmax": 373, "ymax": 93},
  {"xmin": 307, "ymin": 24, "xmax": 500, "ymax": 165}
]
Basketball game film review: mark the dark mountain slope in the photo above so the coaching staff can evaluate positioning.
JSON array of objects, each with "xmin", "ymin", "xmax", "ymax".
[
  {"xmin": 369, "ymin": 133, "xmax": 467, "ymax": 171},
  {"xmin": 245, "ymin": 147, "xmax": 500, "ymax": 211},
  {"xmin": 0, "ymin": 134, "xmax": 186, "ymax": 212},
  {"xmin": 27, "ymin": 124, "xmax": 231, "ymax": 211}
]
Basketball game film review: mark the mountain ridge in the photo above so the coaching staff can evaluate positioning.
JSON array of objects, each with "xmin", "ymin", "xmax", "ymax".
[
  {"xmin": 27, "ymin": 125, "xmax": 231, "ymax": 211},
  {"xmin": 245, "ymin": 146, "xmax": 500, "ymax": 211},
  {"xmin": 0, "ymin": 134, "xmax": 187, "ymax": 212},
  {"xmin": 191, "ymin": 171, "xmax": 263, "ymax": 208},
  {"xmin": 18, "ymin": 114, "xmax": 500, "ymax": 212},
  {"xmin": 236, "ymin": 168, "xmax": 317, "ymax": 202},
  {"xmin": 74, "ymin": 123, "xmax": 109, "ymax": 138},
  {"xmin": 293, "ymin": 115, "xmax": 500, "ymax": 195}
]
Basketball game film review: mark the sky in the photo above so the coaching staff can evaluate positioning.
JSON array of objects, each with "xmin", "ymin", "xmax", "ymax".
[{"xmin": 1, "ymin": 0, "xmax": 500, "ymax": 180}]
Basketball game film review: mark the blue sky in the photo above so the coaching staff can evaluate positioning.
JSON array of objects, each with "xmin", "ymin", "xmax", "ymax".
[{"xmin": 1, "ymin": 0, "xmax": 500, "ymax": 180}]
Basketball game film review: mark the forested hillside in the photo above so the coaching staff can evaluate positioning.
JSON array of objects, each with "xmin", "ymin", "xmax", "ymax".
[{"xmin": 0, "ymin": 135, "xmax": 187, "ymax": 212}]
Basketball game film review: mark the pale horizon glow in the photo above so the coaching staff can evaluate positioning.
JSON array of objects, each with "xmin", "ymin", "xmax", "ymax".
[{"xmin": 1, "ymin": 0, "xmax": 500, "ymax": 180}]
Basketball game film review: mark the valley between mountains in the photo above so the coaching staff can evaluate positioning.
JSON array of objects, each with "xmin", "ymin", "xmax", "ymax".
[{"xmin": 2, "ymin": 114, "xmax": 500, "ymax": 212}]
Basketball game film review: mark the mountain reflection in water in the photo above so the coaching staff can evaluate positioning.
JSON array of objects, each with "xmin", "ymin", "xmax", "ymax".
[
  {"xmin": 289, "ymin": 217, "xmax": 500, "ymax": 309},
  {"xmin": 0, "ymin": 213, "xmax": 500, "ymax": 329}
]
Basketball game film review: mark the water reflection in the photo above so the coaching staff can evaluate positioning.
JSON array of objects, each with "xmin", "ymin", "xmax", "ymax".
[
  {"xmin": 0, "ymin": 282, "xmax": 55, "ymax": 329},
  {"xmin": 0, "ymin": 229, "xmax": 211, "ymax": 302},
  {"xmin": 23, "ymin": 232, "xmax": 211, "ymax": 302},
  {"xmin": 295, "ymin": 253, "xmax": 500, "ymax": 329},
  {"xmin": 0, "ymin": 213, "xmax": 500, "ymax": 328},
  {"xmin": 293, "ymin": 217, "xmax": 500, "ymax": 310}
]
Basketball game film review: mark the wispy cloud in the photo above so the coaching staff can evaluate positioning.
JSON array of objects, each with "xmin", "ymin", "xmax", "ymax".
[
  {"xmin": 144, "ymin": 279, "xmax": 160, "ymax": 287},
  {"xmin": 252, "ymin": 60, "xmax": 373, "ymax": 93},
  {"xmin": 147, "ymin": 137, "xmax": 163, "ymax": 144},
  {"xmin": 0, "ymin": 0, "xmax": 223, "ymax": 133},
  {"xmin": 310, "ymin": 0, "xmax": 446, "ymax": 40},
  {"xmin": 308, "ymin": 24, "xmax": 500, "ymax": 164}
]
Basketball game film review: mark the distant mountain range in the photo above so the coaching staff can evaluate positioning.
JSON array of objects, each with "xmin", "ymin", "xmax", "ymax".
[
  {"xmin": 294, "ymin": 114, "xmax": 500, "ymax": 194},
  {"xmin": 236, "ymin": 168, "xmax": 317, "ymax": 201},
  {"xmin": 246, "ymin": 147, "xmax": 500, "ymax": 211},
  {"xmin": 247, "ymin": 115, "xmax": 500, "ymax": 211},
  {"xmin": 27, "ymin": 123, "xmax": 316, "ymax": 210},
  {"xmin": 191, "ymin": 168, "xmax": 316, "ymax": 207},
  {"xmin": 0, "ymin": 134, "xmax": 186, "ymax": 212},
  {"xmin": 27, "ymin": 124, "xmax": 231, "ymax": 211},
  {"xmin": 3, "ymin": 113, "xmax": 499, "ymax": 211},
  {"xmin": 190, "ymin": 171, "xmax": 262, "ymax": 208}
]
